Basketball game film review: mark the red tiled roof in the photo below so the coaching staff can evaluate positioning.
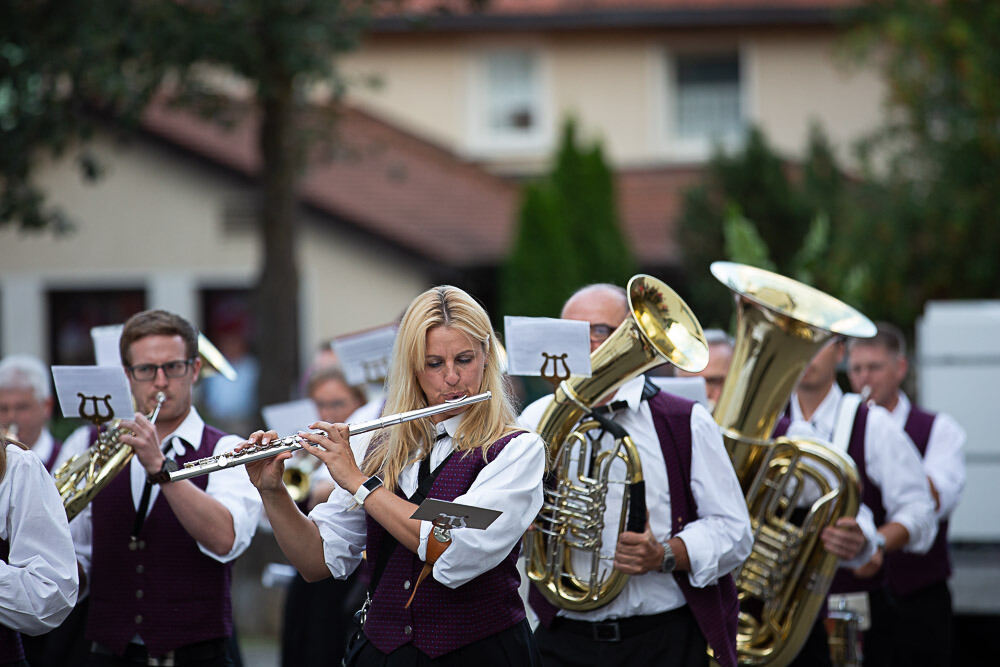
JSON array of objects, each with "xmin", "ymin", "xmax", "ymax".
[{"xmin": 140, "ymin": 98, "xmax": 700, "ymax": 268}]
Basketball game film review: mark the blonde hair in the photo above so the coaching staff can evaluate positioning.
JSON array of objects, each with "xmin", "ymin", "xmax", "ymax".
[{"xmin": 361, "ymin": 285, "xmax": 519, "ymax": 493}]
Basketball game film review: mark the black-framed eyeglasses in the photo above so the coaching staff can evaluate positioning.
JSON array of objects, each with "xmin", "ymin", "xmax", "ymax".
[
  {"xmin": 589, "ymin": 323, "xmax": 616, "ymax": 343},
  {"xmin": 128, "ymin": 359, "xmax": 195, "ymax": 381}
]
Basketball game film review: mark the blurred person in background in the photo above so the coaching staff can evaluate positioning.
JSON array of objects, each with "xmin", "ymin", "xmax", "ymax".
[
  {"xmin": 777, "ymin": 337, "xmax": 937, "ymax": 667},
  {"xmin": 281, "ymin": 364, "xmax": 367, "ymax": 667},
  {"xmin": 674, "ymin": 329, "xmax": 733, "ymax": 412},
  {"xmin": 0, "ymin": 355, "xmax": 66, "ymax": 472},
  {"xmin": 848, "ymin": 323, "xmax": 966, "ymax": 666}
]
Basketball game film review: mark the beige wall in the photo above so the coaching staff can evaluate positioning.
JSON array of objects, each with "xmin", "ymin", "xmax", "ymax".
[
  {"xmin": 0, "ymin": 135, "xmax": 429, "ymax": 365},
  {"xmin": 342, "ymin": 27, "xmax": 887, "ymax": 171}
]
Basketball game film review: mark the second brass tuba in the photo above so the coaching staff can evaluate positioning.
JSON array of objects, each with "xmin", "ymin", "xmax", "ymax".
[
  {"xmin": 525, "ymin": 275, "xmax": 709, "ymax": 610},
  {"xmin": 710, "ymin": 262, "xmax": 875, "ymax": 666}
]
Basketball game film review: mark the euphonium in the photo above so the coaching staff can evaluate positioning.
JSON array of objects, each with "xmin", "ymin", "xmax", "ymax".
[
  {"xmin": 525, "ymin": 275, "xmax": 709, "ymax": 610},
  {"xmin": 709, "ymin": 262, "xmax": 875, "ymax": 666},
  {"xmin": 55, "ymin": 391, "xmax": 165, "ymax": 521},
  {"xmin": 282, "ymin": 454, "xmax": 319, "ymax": 504}
]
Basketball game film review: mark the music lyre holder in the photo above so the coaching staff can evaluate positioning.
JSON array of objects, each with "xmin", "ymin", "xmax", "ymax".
[
  {"xmin": 77, "ymin": 392, "xmax": 116, "ymax": 427},
  {"xmin": 539, "ymin": 352, "xmax": 571, "ymax": 393}
]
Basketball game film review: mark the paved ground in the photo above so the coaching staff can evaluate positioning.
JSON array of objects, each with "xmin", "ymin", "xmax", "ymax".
[{"xmin": 238, "ymin": 636, "xmax": 279, "ymax": 667}]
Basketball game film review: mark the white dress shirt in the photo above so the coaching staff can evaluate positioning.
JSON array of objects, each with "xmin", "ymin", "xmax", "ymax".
[
  {"xmin": 788, "ymin": 385, "xmax": 938, "ymax": 561},
  {"xmin": 309, "ymin": 412, "xmax": 545, "ymax": 589},
  {"xmin": 69, "ymin": 407, "xmax": 262, "ymax": 581},
  {"xmin": 519, "ymin": 376, "xmax": 753, "ymax": 621},
  {"xmin": 0, "ymin": 443, "xmax": 79, "ymax": 635},
  {"xmin": 888, "ymin": 391, "xmax": 966, "ymax": 522}
]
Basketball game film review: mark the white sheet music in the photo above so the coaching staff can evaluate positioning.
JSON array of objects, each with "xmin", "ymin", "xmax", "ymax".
[{"xmin": 503, "ymin": 316, "xmax": 591, "ymax": 378}]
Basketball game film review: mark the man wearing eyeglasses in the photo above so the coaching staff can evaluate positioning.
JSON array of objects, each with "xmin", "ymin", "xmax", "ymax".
[
  {"xmin": 518, "ymin": 284, "xmax": 752, "ymax": 667},
  {"xmin": 67, "ymin": 309, "xmax": 261, "ymax": 667}
]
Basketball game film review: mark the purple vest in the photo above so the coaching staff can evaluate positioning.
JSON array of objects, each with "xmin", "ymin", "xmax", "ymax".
[
  {"xmin": 86, "ymin": 425, "xmax": 232, "ymax": 656},
  {"xmin": 362, "ymin": 431, "xmax": 526, "ymax": 658},
  {"xmin": 43, "ymin": 438, "xmax": 63, "ymax": 473},
  {"xmin": 529, "ymin": 393, "xmax": 739, "ymax": 667},
  {"xmin": 0, "ymin": 540, "xmax": 25, "ymax": 663},
  {"xmin": 885, "ymin": 407, "xmax": 949, "ymax": 595}
]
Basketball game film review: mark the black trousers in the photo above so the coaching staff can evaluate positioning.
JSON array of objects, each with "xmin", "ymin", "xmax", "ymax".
[
  {"xmin": 281, "ymin": 572, "xmax": 363, "ymax": 667},
  {"xmin": 21, "ymin": 598, "xmax": 90, "ymax": 667},
  {"xmin": 86, "ymin": 638, "xmax": 232, "ymax": 667},
  {"xmin": 884, "ymin": 581, "xmax": 953, "ymax": 667},
  {"xmin": 533, "ymin": 607, "xmax": 708, "ymax": 667},
  {"xmin": 351, "ymin": 619, "xmax": 540, "ymax": 667}
]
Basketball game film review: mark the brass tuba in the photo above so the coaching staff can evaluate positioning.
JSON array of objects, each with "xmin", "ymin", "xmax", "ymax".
[
  {"xmin": 709, "ymin": 262, "xmax": 874, "ymax": 666},
  {"xmin": 525, "ymin": 275, "xmax": 709, "ymax": 610}
]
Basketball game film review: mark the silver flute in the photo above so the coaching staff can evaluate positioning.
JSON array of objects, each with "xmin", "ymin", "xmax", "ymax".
[{"xmin": 167, "ymin": 391, "xmax": 492, "ymax": 482}]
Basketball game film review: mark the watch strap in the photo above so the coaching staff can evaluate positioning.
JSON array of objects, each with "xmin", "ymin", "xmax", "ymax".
[
  {"xmin": 148, "ymin": 457, "xmax": 179, "ymax": 485},
  {"xmin": 353, "ymin": 476, "xmax": 383, "ymax": 506}
]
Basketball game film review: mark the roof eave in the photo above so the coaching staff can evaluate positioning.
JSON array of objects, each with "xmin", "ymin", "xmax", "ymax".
[{"xmin": 369, "ymin": 7, "xmax": 852, "ymax": 34}]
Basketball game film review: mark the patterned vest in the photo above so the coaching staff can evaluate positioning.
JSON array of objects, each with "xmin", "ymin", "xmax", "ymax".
[
  {"xmin": 885, "ymin": 407, "xmax": 949, "ymax": 595},
  {"xmin": 362, "ymin": 431, "xmax": 526, "ymax": 658},
  {"xmin": 528, "ymin": 393, "xmax": 739, "ymax": 667},
  {"xmin": 0, "ymin": 540, "xmax": 25, "ymax": 663},
  {"xmin": 86, "ymin": 425, "xmax": 232, "ymax": 656},
  {"xmin": 43, "ymin": 438, "xmax": 63, "ymax": 474}
]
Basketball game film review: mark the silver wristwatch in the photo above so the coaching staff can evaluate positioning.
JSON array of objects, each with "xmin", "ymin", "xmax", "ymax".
[{"xmin": 658, "ymin": 541, "xmax": 676, "ymax": 573}]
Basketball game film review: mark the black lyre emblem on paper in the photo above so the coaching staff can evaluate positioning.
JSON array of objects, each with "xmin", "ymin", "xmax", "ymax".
[
  {"xmin": 78, "ymin": 393, "xmax": 115, "ymax": 426},
  {"xmin": 539, "ymin": 352, "xmax": 571, "ymax": 392},
  {"xmin": 362, "ymin": 357, "xmax": 389, "ymax": 384}
]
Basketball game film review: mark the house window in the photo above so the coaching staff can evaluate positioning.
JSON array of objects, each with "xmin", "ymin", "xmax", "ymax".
[
  {"xmin": 471, "ymin": 50, "xmax": 546, "ymax": 152},
  {"xmin": 673, "ymin": 52, "xmax": 743, "ymax": 143},
  {"xmin": 47, "ymin": 289, "xmax": 146, "ymax": 365}
]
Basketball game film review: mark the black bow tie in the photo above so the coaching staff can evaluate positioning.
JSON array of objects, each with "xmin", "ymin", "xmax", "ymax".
[
  {"xmin": 591, "ymin": 400, "xmax": 629, "ymax": 416},
  {"xmin": 435, "ymin": 430, "xmax": 449, "ymax": 441}
]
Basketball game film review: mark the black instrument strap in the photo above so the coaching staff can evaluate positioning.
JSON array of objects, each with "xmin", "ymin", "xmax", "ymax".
[{"xmin": 368, "ymin": 439, "xmax": 455, "ymax": 595}]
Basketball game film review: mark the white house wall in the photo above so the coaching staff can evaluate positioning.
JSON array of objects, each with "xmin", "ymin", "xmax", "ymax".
[{"xmin": 0, "ymin": 134, "xmax": 429, "ymax": 368}]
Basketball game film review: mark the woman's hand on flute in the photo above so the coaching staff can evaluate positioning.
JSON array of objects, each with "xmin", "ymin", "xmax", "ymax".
[
  {"xmin": 241, "ymin": 430, "xmax": 291, "ymax": 495},
  {"xmin": 298, "ymin": 422, "xmax": 366, "ymax": 495}
]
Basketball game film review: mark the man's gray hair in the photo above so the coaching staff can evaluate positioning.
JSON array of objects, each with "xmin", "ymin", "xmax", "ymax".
[
  {"xmin": 0, "ymin": 355, "xmax": 51, "ymax": 400},
  {"xmin": 561, "ymin": 283, "xmax": 628, "ymax": 317},
  {"xmin": 703, "ymin": 328, "xmax": 735, "ymax": 349}
]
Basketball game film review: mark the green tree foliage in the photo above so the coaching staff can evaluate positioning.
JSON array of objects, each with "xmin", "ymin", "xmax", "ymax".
[
  {"xmin": 501, "ymin": 118, "xmax": 636, "ymax": 319},
  {"xmin": 1, "ymin": 1, "xmax": 468, "ymax": 407},
  {"xmin": 677, "ymin": 125, "xmax": 845, "ymax": 327},
  {"xmin": 836, "ymin": 0, "xmax": 1000, "ymax": 328}
]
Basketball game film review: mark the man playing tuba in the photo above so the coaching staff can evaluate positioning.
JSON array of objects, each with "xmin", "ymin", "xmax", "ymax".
[
  {"xmin": 519, "ymin": 283, "xmax": 752, "ymax": 667},
  {"xmin": 778, "ymin": 337, "xmax": 937, "ymax": 666}
]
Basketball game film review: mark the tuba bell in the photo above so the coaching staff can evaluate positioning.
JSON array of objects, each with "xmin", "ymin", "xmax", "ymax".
[
  {"xmin": 525, "ymin": 275, "xmax": 709, "ymax": 610},
  {"xmin": 709, "ymin": 262, "xmax": 875, "ymax": 666}
]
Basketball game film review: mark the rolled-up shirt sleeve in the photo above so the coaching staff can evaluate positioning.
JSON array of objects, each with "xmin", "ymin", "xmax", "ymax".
[
  {"xmin": 865, "ymin": 408, "xmax": 938, "ymax": 554},
  {"xmin": 308, "ymin": 430, "xmax": 375, "ymax": 579},
  {"xmin": 677, "ymin": 405, "xmax": 753, "ymax": 588},
  {"xmin": 198, "ymin": 434, "xmax": 263, "ymax": 563},
  {"xmin": 419, "ymin": 432, "xmax": 545, "ymax": 589},
  {"xmin": 0, "ymin": 447, "xmax": 79, "ymax": 635},
  {"xmin": 923, "ymin": 413, "xmax": 966, "ymax": 521}
]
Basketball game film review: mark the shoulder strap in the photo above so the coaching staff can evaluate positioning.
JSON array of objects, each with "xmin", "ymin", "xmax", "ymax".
[
  {"xmin": 832, "ymin": 393, "xmax": 863, "ymax": 453},
  {"xmin": 369, "ymin": 450, "xmax": 456, "ymax": 594}
]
